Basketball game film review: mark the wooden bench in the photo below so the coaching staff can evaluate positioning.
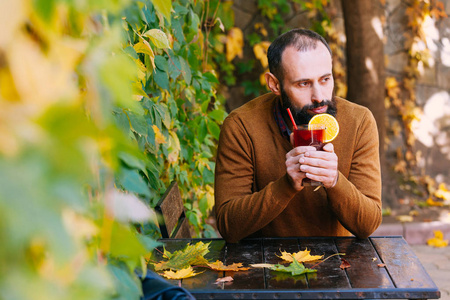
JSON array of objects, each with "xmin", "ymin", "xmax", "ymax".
[{"xmin": 155, "ymin": 181, "xmax": 191, "ymax": 238}]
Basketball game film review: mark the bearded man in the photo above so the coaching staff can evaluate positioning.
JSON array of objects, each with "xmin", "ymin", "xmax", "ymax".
[{"xmin": 214, "ymin": 28, "xmax": 382, "ymax": 243}]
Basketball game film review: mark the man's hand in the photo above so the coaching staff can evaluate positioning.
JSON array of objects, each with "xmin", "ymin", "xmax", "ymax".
[
  {"xmin": 286, "ymin": 133, "xmax": 339, "ymax": 190},
  {"xmin": 286, "ymin": 145, "xmax": 316, "ymax": 191},
  {"xmin": 298, "ymin": 143, "xmax": 338, "ymax": 188}
]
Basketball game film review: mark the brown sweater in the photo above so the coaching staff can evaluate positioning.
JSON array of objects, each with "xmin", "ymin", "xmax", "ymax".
[{"xmin": 214, "ymin": 93, "xmax": 382, "ymax": 243}]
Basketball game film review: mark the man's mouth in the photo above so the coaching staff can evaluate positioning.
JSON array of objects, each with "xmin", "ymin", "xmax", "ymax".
[{"xmin": 309, "ymin": 105, "xmax": 328, "ymax": 115}]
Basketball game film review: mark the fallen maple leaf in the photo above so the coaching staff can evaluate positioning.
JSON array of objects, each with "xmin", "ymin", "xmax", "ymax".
[
  {"xmin": 270, "ymin": 258, "xmax": 317, "ymax": 276},
  {"xmin": 153, "ymin": 242, "xmax": 210, "ymax": 271},
  {"xmin": 207, "ymin": 260, "xmax": 250, "ymax": 271},
  {"xmin": 427, "ymin": 230, "xmax": 448, "ymax": 248},
  {"xmin": 277, "ymin": 248, "xmax": 323, "ymax": 263},
  {"xmin": 340, "ymin": 258, "xmax": 351, "ymax": 269},
  {"xmin": 160, "ymin": 267, "xmax": 203, "ymax": 279},
  {"xmin": 214, "ymin": 276, "xmax": 233, "ymax": 284}
]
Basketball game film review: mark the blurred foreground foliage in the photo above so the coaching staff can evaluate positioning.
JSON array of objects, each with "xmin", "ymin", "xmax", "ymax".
[{"xmin": 0, "ymin": 0, "xmax": 226, "ymax": 299}]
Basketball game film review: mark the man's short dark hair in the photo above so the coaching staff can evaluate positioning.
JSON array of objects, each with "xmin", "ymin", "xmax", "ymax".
[{"xmin": 267, "ymin": 28, "xmax": 332, "ymax": 83}]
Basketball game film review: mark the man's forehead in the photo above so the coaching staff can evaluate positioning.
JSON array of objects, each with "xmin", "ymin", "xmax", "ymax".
[{"xmin": 280, "ymin": 44, "xmax": 333, "ymax": 81}]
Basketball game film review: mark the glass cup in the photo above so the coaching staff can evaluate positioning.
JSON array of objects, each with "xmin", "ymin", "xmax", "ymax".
[{"xmin": 293, "ymin": 124, "xmax": 326, "ymax": 186}]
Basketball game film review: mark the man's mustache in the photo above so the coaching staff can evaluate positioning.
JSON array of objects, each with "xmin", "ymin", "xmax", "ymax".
[{"xmin": 295, "ymin": 99, "xmax": 333, "ymax": 113}]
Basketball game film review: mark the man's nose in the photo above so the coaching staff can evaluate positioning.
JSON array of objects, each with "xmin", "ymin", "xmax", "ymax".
[{"xmin": 311, "ymin": 84, "xmax": 323, "ymax": 103}]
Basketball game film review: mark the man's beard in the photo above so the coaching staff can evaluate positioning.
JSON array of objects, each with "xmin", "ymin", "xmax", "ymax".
[{"xmin": 281, "ymin": 86, "xmax": 337, "ymax": 125}]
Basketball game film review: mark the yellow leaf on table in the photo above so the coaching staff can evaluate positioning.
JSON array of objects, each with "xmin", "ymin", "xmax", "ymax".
[
  {"xmin": 207, "ymin": 260, "xmax": 250, "ymax": 271},
  {"xmin": 160, "ymin": 267, "xmax": 203, "ymax": 279},
  {"xmin": 427, "ymin": 230, "xmax": 448, "ymax": 248},
  {"xmin": 214, "ymin": 276, "xmax": 233, "ymax": 284},
  {"xmin": 277, "ymin": 249, "xmax": 323, "ymax": 263}
]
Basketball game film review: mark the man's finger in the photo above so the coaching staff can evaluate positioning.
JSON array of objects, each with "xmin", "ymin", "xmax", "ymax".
[{"xmin": 323, "ymin": 143, "xmax": 334, "ymax": 152}]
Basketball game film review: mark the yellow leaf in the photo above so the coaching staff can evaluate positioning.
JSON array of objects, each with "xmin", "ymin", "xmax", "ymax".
[
  {"xmin": 396, "ymin": 215, "xmax": 413, "ymax": 222},
  {"xmin": 152, "ymin": 125, "xmax": 167, "ymax": 144},
  {"xmin": 427, "ymin": 230, "xmax": 448, "ymax": 248},
  {"xmin": 143, "ymin": 29, "xmax": 170, "ymax": 49},
  {"xmin": 434, "ymin": 183, "xmax": 450, "ymax": 201},
  {"xmin": 253, "ymin": 41, "xmax": 271, "ymax": 68},
  {"xmin": 426, "ymin": 197, "xmax": 444, "ymax": 207},
  {"xmin": 226, "ymin": 27, "xmax": 243, "ymax": 62},
  {"xmin": 167, "ymin": 131, "xmax": 180, "ymax": 164},
  {"xmin": 133, "ymin": 40, "xmax": 155, "ymax": 69},
  {"xmin": 9, "ymin": 35, "xmax": 79, "ymax": 112},
  {"xmin": 254, "ymin": 23, "xmax": 268, "ymax": 37},
  {"xmin": 277, "ymin": 249, "xmax": 323, "ymax": 263},
  {"xmin": 160, "ymin": 267, "xmax": 202, "ymax": 279},
  {"xmin": 62, "ymin": 209, "xmax": 98, "ymax": 242},
  {"xmin": 207, "ymin": 260, "xmax": 250, "ymax": 271},
  {"xmin": 0, "ymin": 0, "xmax": 26, "ymax": 46},
  {"xmin": 0, "ymin": 67, "xmax": 20, "ymax": 101}
]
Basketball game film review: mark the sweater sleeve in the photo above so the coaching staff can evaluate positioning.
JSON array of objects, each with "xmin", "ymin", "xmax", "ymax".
[
  {"xmin": 214, "ymin": 115, "xmax": 298, "ymax": 243},
  {"xmin": 326, "ymin": 109, "xmax": 382, "ymax": 238}
]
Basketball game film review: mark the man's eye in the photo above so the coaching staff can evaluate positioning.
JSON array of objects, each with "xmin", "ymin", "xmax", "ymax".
[
  {"xmin": 321, "ymin": 77, "xmax": 331, "ymax": 83},
  {"xmin": 299, "ymin": 82, "xmax": 310, "ymax": 87}
]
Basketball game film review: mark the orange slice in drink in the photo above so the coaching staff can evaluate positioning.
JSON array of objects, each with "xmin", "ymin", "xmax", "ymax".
[{"xmin": 308, "ymin": 113, "xmax": 339, "ymax": 142}]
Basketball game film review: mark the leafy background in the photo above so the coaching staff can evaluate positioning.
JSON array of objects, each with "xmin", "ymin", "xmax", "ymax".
[{"xmin": 0, "ymin": 0, "xmax": 226, "ymax": 299}]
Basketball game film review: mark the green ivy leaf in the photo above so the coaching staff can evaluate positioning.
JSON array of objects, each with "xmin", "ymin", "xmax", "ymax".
[
  {"xmin": 109, "ymin": 265, "xmax": 142, "ymax": 300},
  {"xmin": 117, "ymin": 169, "xmax": 151, "ymax": 197},
  {"xmin": 153, "ymin": 68, "xmax": 169, "ymax": 90},
  {"xmin": 144, "ymin": 29, "xmax": 170, "ymax": 49},
  {"xmin": 198, "ymin": 118, "xmax": 207, "ymax": 142},
  {"xmin": 118, "ymin": 152, "xmax": 147, "ymax": 174},
  {"xmin": 168, "ymin": 55, "xmax": 182, "ymax": 80},
  {"xmin": 154, "ymin": 55, "xmax": 168, "ymax": 72},
  {"xmin": 207, "ymin": 120, "xmax": 220, "ymax": 140},
  {"xmin": 127, "ymin": 111, "xmax": 148, "ymax": 136},
  {"xmin": 151, "ymin": 0, "xmax": 172, "ymax": 23},
  {"xmin": 179, "ymin": 57, "xmax": 192, "ymax": 84},
  {"xmin": 208, "ymin": 109, "xmax": 226, "ymax": 122}
]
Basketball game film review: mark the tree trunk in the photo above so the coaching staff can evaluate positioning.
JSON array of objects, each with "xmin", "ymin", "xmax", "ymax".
[{"xmin": 341, "ymin": 0, "xmax": 392, "ymax": 207}]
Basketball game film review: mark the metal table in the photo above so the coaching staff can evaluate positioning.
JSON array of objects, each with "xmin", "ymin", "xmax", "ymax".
[{"xmin": 151, "ymin": 236, "xmax": 440, "ymax": 299}]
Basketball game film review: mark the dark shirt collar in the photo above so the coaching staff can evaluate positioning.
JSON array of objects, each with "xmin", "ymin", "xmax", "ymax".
[{"xmin": 273, "ymin": 97, "xmax": 291, "ymax": 139}]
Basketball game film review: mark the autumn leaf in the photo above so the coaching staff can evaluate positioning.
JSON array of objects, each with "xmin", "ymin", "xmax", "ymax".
[
  {"xmin": 160, "ymin": 267, "xmax": 203, "ymax": 279},
  {"xmin": 434, "ymin": 183, "xmax": 450, "ymax": 201},
  {"xmin": 277, "ymin": 248, "xmax": 323, "ymax": 263},
  {"xmin": 214, "ymin": 276, "xmax": 233, "ymax": 284},
  {"xmin": 426, "ymin": 197, "xmax": 444, "ymax": 207},
  {"xmin": 253, "ymin": 41, "xmax": 271, "ymax": 68},
  {"xmin": 377, "ymin": 264, "xmax": 386, "ymax": 268},
  {"xmin": 226, "ymin": 27, "xmax": 243, "ymax": 62},
  {"xmin": 270, "ymin": 258, "xmax": 317, "ymax": 276},
  {"xmin": 340, "ymin": 258, "xmax": 351, "ymax": 270},
  {"xmin": 427, "ymin": 230, "xmax": 448, "ymax": 248},
  {"xmin": 207, "ymin": 260, "xmax": 250, "ymax": 271},
  {"xmin": 152, "ymin": 242, "xmax": 210, "ymax": 271},
  {"xmin": 152, "ymin": 125, "xmax": 167, "ymax": 145},
  {"xmin": 396, "ymin": 215, "xmax": 413, "ymax": 222}
]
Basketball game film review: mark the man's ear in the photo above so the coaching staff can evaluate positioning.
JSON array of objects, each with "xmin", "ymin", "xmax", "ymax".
[{"xmin": 265, "ymin": 72, "xmax": 281, "ymax": 95}]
